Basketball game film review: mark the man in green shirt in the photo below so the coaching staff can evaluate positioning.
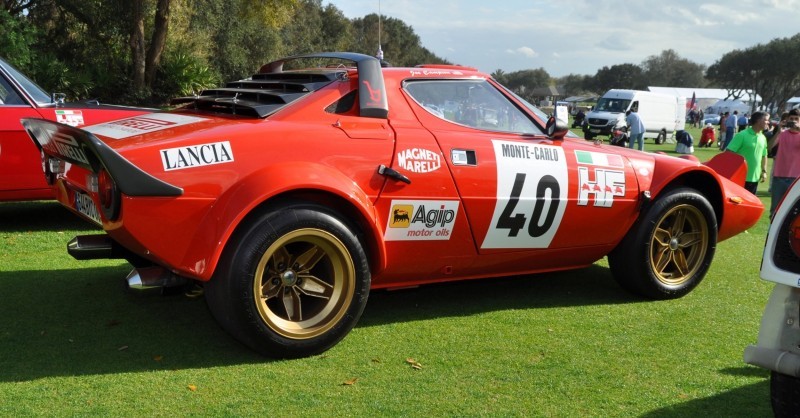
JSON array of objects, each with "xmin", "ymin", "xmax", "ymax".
[{"xmin": 726, "ymin": 111, "xmax": 769, "ymax": 194}]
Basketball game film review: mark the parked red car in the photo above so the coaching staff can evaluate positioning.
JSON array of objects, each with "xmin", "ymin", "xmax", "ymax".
[
  {"xmin": 23, "ymin": 52, "xmax": 763, "ymax": 358},
  {"xmin": 0, "ymin": 56, "xmax": 149, "ymax": 201}
]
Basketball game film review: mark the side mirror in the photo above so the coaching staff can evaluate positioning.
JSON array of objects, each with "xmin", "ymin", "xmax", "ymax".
[
  {"xmin": 545, "ymin": 116, "xmax": 569, "ymax": 140},
  {"xmin": 52, "ymin": 93, "xmax": 66, "ymax": 106}
]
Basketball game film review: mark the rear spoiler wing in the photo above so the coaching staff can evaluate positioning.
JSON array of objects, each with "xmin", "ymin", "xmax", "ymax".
[
  {"xmin": 21, "ymin": 118, "xmax": 182, "ymax": 197},
  {"xmin": 260, "ymin": 52, "xmax": 389, "ymax": 119}
]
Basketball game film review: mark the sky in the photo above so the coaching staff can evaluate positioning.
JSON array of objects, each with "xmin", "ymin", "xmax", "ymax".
[{"xmin": 323, "ymin": 0, "xmax": 800, "ymax": 77}]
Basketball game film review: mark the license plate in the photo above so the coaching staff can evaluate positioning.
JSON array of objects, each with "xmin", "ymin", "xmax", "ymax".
[
  {"xmin": 590, "ymin": 128, "xmax": 601, "ymax": 133},
  {"xmin": 74, "ymin": 191, "xmax": 102, "ymax": 225}
]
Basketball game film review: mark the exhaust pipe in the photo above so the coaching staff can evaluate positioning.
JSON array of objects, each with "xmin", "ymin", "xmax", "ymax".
[{"xmin": 126, "ymin": 266, "xmax": 188, "ymax": 290}]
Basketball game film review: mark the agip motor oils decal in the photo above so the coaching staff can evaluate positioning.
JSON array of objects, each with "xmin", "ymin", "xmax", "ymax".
[{"xmin": 384, "ymin": 200, "xmax": 459, "ymax": 241}]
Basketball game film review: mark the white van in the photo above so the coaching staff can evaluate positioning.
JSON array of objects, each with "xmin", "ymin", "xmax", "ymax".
[{"xmin": 584, "ymin": 89, "xmax": 686, "ymax": 143}]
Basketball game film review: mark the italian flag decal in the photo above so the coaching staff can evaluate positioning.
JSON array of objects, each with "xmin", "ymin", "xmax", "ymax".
[{"xmin": 574, "ymin": 150, "xmax": 624, "ymax": 168}]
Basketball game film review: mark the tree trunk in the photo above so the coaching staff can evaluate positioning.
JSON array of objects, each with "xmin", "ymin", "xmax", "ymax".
[
  {"xmin": 144, "ymin": 0, "xmax": 170, "ymax": 87},
  {"xmin": 129, "ymin": 0, "xmax": 146, "ymax": 90}
]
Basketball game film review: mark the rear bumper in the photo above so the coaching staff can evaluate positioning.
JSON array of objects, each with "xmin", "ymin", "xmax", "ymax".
[
  {"xmin": 67, "ymin": 234, "xmax": 150, "ymax": 267},
  {"xmin": 744, "ymin": 284, "xmax": 800, "ymax": 376}
]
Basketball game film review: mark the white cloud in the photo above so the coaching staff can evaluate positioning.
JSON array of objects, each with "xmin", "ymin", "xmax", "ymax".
[
  {"xmin": 506, "ymin": 47, "xmax": 538, "ymax": 58},
  {"xmin": 324, "ymin": 0, "xmax": 800, "ymax": 76}
]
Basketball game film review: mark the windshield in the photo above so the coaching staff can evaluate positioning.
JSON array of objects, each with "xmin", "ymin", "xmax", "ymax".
[
  {"xmin": 403, "ymin": 79, "xmax": 543, "ymax": 135},
  {"xmin": 0, "ymin": 57, "xmax": 52, "ymax": 105},
  {"xmin": 506, "ymin": 90, "xmax": 579, "ymax": 138},
  {"xmin": 594, "ymin": 98, "xmax": 631, "ymax": 113}
]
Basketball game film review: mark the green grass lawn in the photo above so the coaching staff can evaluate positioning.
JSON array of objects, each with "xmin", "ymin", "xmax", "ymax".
[{"xmin": 0, "ymin": 144, "xmax": 775, "ymax": 416}]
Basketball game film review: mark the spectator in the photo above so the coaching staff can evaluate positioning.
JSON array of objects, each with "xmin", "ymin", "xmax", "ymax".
[
  {"xmin": 688, "ymin": 109, "xmax": 698, "ymax": 128},
  {"xmin": 723, "ymin": 110, "xmax": 739, "ymax": 150},
  {"xmin": 769, "ymin": 109, "xmax": 800, "ymax": 216},
  {"xmin": 726, "ymin": 111, "xmax": 769, "ymax": 195},
  {"xmin": 675, "ymin": 130, "xmax": 694, "ymax": 154},
  {"xmin": 699, "ymin": 123, "xmax": 716, "ymax": 147},
  {"xmin": 719, "ymin": 112, "xmax": 729, "ymax": 149},
  {"xmin": 626, "ymin": 108, "xmax": 645, "ymax": 151},
  {"xmin": 738, "ymin": 112, "xmax": 749, "ymax": 132},
  {"xmin": 765, "ymin": 113, "xmax": 789, "ymax": 193}
]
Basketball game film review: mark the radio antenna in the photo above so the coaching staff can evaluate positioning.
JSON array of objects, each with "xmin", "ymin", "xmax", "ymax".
[{"xmin": 376, "ymin": 0, "xmax": 383, "ymax": 60}]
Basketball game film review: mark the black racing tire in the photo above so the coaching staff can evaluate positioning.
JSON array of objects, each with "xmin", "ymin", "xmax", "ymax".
[
  {"xmin": 205, "ymin": 201, "xmax": 371, "ymax": 358},
  {"xmin": 655, "ymin": 130, "xmax": 666, "ymax": 145},
  {"xmin": 607, "ymin": 187, "xmax": 717, "ymax": 299},
  {"xmin": 772, "ymin": 371, "xmax": 800, "ymax": 417},
  {"xmin": 584, "ymin": 131, "xmax": 594, "ymax": 140}
]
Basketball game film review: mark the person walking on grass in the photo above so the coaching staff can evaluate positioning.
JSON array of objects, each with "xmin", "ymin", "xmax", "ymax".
[
  {"xmin": 626, "ymin": 108, "xmax": 645, "ymax": 151},
  {"xmin": 723, "ymin": 110, "xmax": 739, "ymax": 150},
  {"xmin": 726, "ymin": 111, "xmax": 769, "ymax": 195}
]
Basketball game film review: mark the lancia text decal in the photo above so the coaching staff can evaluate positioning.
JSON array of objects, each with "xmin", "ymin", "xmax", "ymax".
[
  {"xmin": 397, "ymin": 148, "xmax": 441, "ymax": 173},
  {"xmin": 577, "ymin": 167, "xmax": 626, "ymax": 207},
  {"xmin": 160, "ymin": 141, "xmax": 234, "ymax": 171},
  {"xmin": 85, "ymin": 113, "xmax": 206, "ymax": 139},
  {"xmin": 55, "ymin": 110, "xmax": 84, "ymax": 127},
  {"xmin": 384, "ymin": 200, "xmax": 458, "ymax": 241},
  {"xmin": 482, "ymin": 140, "xmax": 568, "ymax": 249}
]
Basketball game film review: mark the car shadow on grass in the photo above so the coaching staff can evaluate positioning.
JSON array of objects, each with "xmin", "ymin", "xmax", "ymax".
[
  {"xmin": 641, "ymin": 380, "xmax": 770, "ymax": 417},
  {"xmin": 0, "ymin": 201, "xmax": 97, "ymax": 232},
  {"xmin": 360, "ymin": 264, "xmax": 638, "ymax": 327},
  {"xmin": 0, "ymin": 263, "xmax": 637, "ymax": 382}
]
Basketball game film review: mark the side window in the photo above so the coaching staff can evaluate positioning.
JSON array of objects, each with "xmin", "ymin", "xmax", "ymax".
[
  {"xmin": 403, "ymin": 79, "xmax": 543, "ymax": 135},
  {"xmin": 325, "ymin": 90, "xmax": 358, "ymax": 115},
  {"xmin": 0, "ymin": 75, "xmax": 25, "ymax": 105}
]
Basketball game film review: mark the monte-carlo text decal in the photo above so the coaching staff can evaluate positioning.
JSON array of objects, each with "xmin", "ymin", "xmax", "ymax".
[{"xmin": 482, "ymin": 140, "xmax": 568, "ymax": 249}]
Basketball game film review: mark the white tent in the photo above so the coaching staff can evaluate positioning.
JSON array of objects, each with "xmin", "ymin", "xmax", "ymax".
[{"xmin": 706, "ymin": 99, "xmax": 751, "ymax": 115}]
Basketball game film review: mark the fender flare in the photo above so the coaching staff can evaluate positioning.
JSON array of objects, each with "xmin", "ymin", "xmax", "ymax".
[{"xmin": 181, "ymin": 161, "xmax": 387, "ymax": 281}]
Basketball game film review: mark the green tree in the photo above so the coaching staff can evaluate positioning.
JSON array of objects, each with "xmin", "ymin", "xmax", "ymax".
[
  {"xmin": 501, "ymin": 68, "xmax": 550, "ymax": 101},
  {"xmin": 0, "ymin": 7, "xmax": 37, "ymax": 71},
  {"xmin": 589, "ymin": 63, "xmax": 645, "ymax": 93},
  {"xmin": 641, "ymin": 49, "xmax": 706, "ymax": 87},
  {"xmin": 557, "ymin": 73, "xmax": 593, "ymax": 96},
  {"xmin": 707, "ymin": 34, "xmax": 800, "ymax": 112},
  {"xmin": 348, "ymin": 13, "xmax": 448, "ymax": 67}
]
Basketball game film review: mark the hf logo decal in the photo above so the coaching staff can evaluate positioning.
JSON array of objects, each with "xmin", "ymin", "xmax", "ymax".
[
  {"xmin": 385, "ymin": 200, "xmax": 459, "ymax": 241},
  {"xmin": 577, "ymin": 167, "xmax": 625, "ymax": 207}
]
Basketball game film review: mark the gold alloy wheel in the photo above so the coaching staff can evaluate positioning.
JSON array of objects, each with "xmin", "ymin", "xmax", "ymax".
[
  {"xmin": 650, "ymin": 204, "xmax": 709, "ymax": 286},
  {"xmin": 253, "ymin": 228, "xmax": 355, "ymax": 339}
]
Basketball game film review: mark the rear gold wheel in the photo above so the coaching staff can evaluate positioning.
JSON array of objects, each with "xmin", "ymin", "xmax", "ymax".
[
  {"xmin": 254, "ymin": 229, "xmax": 355, "ymax": 340},
  {"xmin": 206, "ymin": 202, "xmax": 370, "ymax": 358}
]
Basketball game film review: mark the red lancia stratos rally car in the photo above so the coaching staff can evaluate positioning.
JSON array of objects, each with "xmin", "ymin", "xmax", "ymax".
[
  {"xmin": 0, "ymin": 56, "xmax": 150, "ymax": 201},
  {"xmin": 23, "ymin": 52, "xmax": 763, "ymax": 358}
]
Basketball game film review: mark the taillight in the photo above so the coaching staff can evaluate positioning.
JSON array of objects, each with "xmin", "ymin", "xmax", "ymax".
[
  {"xmin": 41, "ymin": 151, "xmax": 62, "ymax": 185},
  {"xmin": 97, "ymin": 169, "xmax": 120, "ymax": 220},
  {"xmin": 790, "ymin": 215, "xmax": 800, "ymax": 258}
]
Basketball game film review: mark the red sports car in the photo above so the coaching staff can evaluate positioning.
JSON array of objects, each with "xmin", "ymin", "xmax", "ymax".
[
  {"xmin": 23, "ymin": 52, "xmax": 763, "ymax": 358},
  {"xmin": 0, "ymin": 56, "xmax": 149, "ymax": 201}
]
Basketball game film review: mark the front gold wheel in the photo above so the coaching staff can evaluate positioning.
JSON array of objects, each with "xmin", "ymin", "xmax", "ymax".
[
  {"xmin": 650, "ymin": 204, "xmax": 709, "ymax": 286},
  {"xmin": 607, "ymin": 187, "xmax": 716, "ymax": 300},
  {"xmin": 253, "ymin": 229, "xmax": 355, "ymax": 339}
]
